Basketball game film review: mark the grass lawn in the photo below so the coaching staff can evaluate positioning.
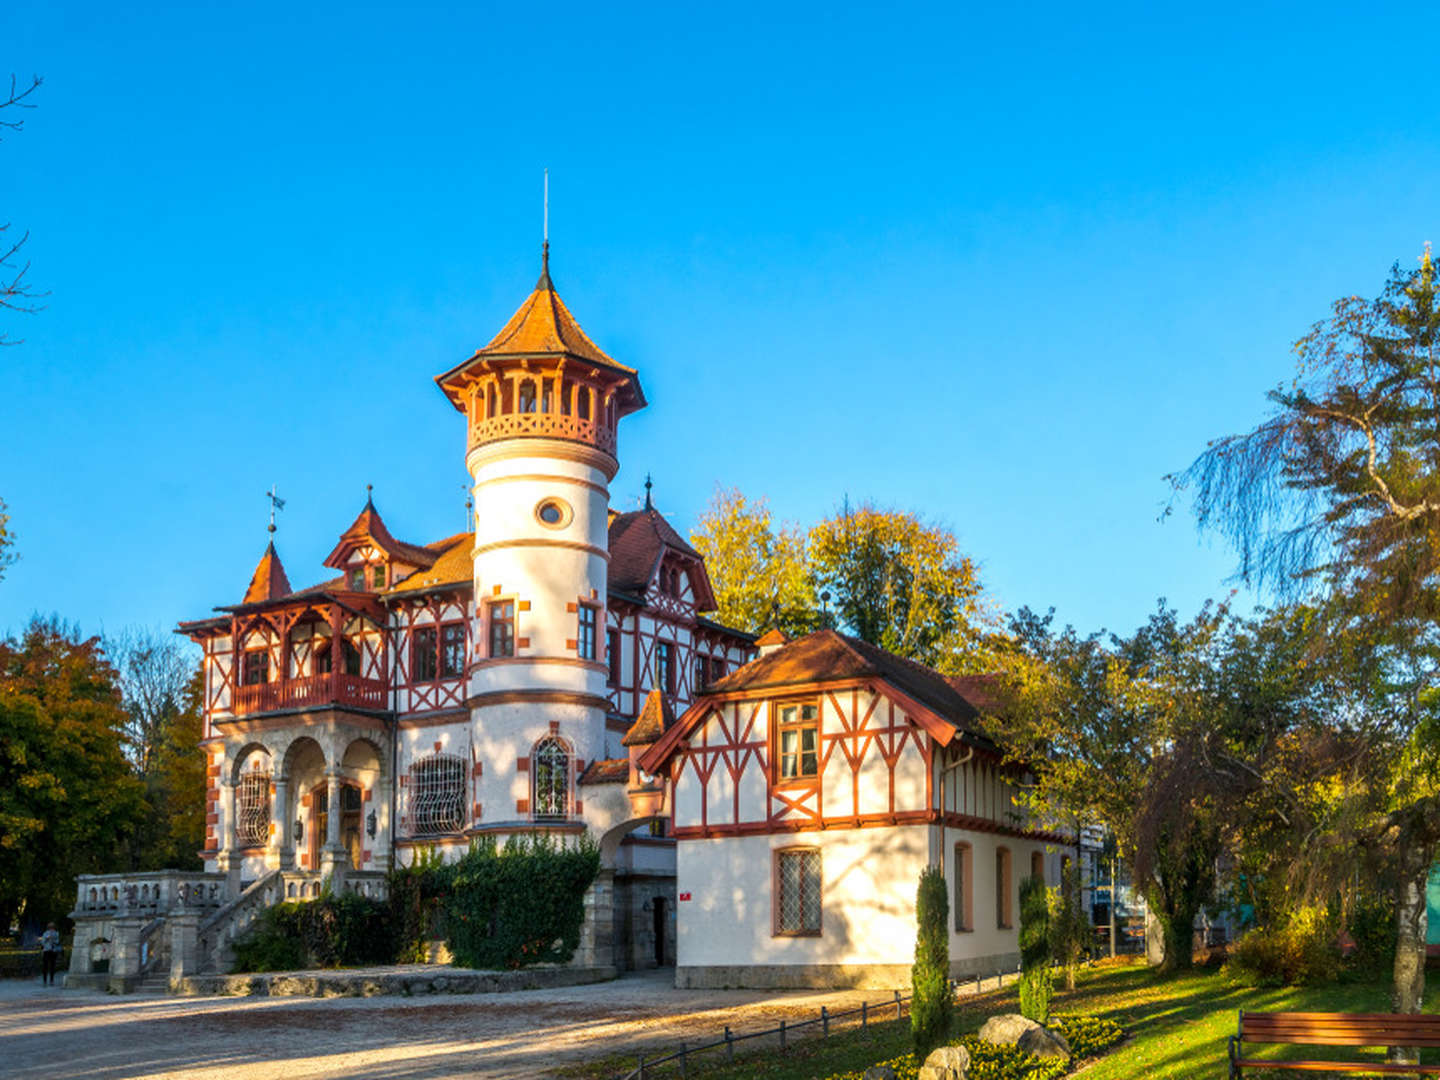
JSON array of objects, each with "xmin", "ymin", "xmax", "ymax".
[{"xmin": 565, "ymin": 960, "xmax": 1430, "ymax": 1080}]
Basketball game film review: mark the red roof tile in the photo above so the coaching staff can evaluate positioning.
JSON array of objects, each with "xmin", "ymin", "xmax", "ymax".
[
  {"xmin": 580, "ymin": 758, "xmax": 630, "ymax": 785},
  {"xmin": 242, "ymin": 542, "xmax": 292, "ymax": 604},
  {"xmin": 608, "ymin": 508, "xmax": 716, "ymax": 610},
  {"xmin": 622, "ymin": 688, "xmax": 676, "ymax": 747}
]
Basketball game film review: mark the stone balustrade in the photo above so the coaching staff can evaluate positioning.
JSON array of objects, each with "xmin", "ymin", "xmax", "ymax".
[{"xmin": 72, "ymin": 871, "xmax": 227, "ymax": 919}]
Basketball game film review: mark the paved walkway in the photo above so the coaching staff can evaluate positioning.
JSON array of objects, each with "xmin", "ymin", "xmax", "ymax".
[{"xmin": 0, "ymin": 970, "xmax": 908, "ymax": 1079}]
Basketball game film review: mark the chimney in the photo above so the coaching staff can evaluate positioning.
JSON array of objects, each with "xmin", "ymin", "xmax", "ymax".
[{"xmin": 755, "ymin": 628, "xmax": 789, "ymax": 658}]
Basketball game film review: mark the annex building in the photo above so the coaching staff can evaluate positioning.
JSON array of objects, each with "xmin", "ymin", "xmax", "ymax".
[{"xmin": 67, "ymin": 250, "xmax": 1074, "ymax": 990}]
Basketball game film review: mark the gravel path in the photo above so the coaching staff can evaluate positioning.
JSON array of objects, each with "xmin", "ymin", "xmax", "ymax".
[{"xmin": 0, "ymin": 970, "xmax": 903, "ymax": 1079}]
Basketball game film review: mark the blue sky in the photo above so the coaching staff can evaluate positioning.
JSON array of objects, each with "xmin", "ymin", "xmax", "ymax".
[{"xmin": 4, "ymin": 2, "xmax": 1438, "ymax": 645}]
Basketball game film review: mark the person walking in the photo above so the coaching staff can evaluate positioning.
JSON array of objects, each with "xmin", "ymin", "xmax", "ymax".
[{"xmin": 39, "ymin": 923, "xmax": 62, "ymax": 987}]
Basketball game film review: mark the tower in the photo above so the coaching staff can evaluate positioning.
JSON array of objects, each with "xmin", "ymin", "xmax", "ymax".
[{"xmin": 435, "ymin": 249, "xmax": 646, "ymax": 831}]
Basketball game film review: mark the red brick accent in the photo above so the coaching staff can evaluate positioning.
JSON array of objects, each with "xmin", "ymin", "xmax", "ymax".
[
  {"xmin": 302, "ymin": 793, "xmax": 313, "ymax": 808},
  {"xmin": 518, "ymin": 600, "xmax": 531, "ymax": 612},
  {"xmin": 473, "ymin": 802, "xmax": 483, "ymax": 820},
  {"xmin": 433, "ymin": 740, "xmax": 443, "ymax": 752},
  {"xmin": 206, "ymin": 765, "xmax": 221, "ymax": 778},
  {"xmin": 472, "ymin": 761, "xmax": 483, "ymax": 776},
  {"xmin": 565, "ymin": 602, "xmax": 577, "ymax": 613},
  {"xmin": 566, "ymin": 639, "xmax": 578, "ymax": 650},
  {"xmin": 517, "ymin": 637, "xmax": 530, "ymax": 649},
  {"xmin": 516, "ymin": 798, "xmax": 529, "ymax": 813},
  {"xmin": 549, "ymin": 720, "xmax": 560, "ymax": 734},
  {"xmin": 363, "ymin": 788, "xmax": 372, "ymax": 802},
  {"xmin": 517, "ymin": 758, "xmax": 529, "ymax": 772},
  {"xmin": 574, "ymin": 799, "xmax": 583, "ymax": 814},
  {"xmin": 205, "ymin": 812, "xmax": 219, "ymax": 825},
  {"xmin": 590, "ymin": 588, "xmax": 598, "ymax": 599},
  {"xmin": 268, "ymin": 822, "xmax": 276, "ymax": 836},
  {"xmin": 492, "ymin": 584, "xmax": 502, "ymax": 596}
]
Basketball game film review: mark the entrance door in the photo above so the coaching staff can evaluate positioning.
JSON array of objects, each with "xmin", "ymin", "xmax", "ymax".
[
  {"xmin": 313, "ymin": 782, "xmax": 365, "ymax": 869},
  {"xmin": 653, "ymin": 896, "xmax": 667, "ymax": 966}
]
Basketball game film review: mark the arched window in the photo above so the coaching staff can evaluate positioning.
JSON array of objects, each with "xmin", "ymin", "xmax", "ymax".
[
  {"xmin": 532, "ymin": 737, "xmax": 569, "ymax": 819},
  {"xmin": 517, "ymin": 379, "xmax": 537, "ymax": 413},
  {"xmin": 1031, "ymin": 851, "xmax": 1045, "ymax": 885},
  {"xmin": 407, "ymin": 754, "xmax": 466, "ymax": 836},
  {"xmin": 236, "ymin": 768, "xmax": 272, "ymax": 848},
  {"xmin": 996, "ymin": 846, "xmax": 1014, "ymax": 929}
]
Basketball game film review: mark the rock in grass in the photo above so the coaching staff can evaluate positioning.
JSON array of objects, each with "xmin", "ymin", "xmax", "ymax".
[
  {"xmin": 917, "ymin": 1043, "xmax": 970, "ymax": 1079},
  {"xmin": 1018, "ymin": 1024, "xmax": 1072, "ymax": 1060},
  {"xmin": 862, "ymin": 1067, "xmax": 898, "ymax": 1080},
  {"xmin": 978, "ymin": 1012, "xmax": 1042, "ymax": 1046}
]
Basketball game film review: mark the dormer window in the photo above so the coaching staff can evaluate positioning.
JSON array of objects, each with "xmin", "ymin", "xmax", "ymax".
[
  {"xmin": 242, "ymin": 650, "xmax": 270, "ymax": 686},
  {"xmin": 371, "ymin": 564, "xmax": 387, "ymax": 588},
  {"xmin": 348, "ymin": 567, "xmax": 365, "ymax": 590}
]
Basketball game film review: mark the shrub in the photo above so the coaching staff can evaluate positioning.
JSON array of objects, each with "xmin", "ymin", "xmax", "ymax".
[
  {"xmin": 388, "ymin": 847, "xmax": 449, "ymax": 963},
  {"xmin": 1225, "ymin": 905, "xmax": 1341, "ymax": 987},
  {"xmin": 231, "ymin": 892, "xmax": 397, "ymax": 972},
  {"xmin": 440, "ymin": 833, "xmax": 600, "ymax": 970},
  {"xmin": 1049, "ymin": 1014, "xmax": 1125, "ymax": 1057},
  {"xmin": 1049, "ymin": 862, "xmax": 1088, "ymax": 991},
  {"xmin": 911, "ymin": 864, "xmax": 953, "ymax": 1062},
  {"xmin": 1344, "ymin": 895, "xmax": 1395, "ymax": 977},
  {"xmin": 1018, "ymin": 874, "xmax": 1052, "ymax": 1023}
]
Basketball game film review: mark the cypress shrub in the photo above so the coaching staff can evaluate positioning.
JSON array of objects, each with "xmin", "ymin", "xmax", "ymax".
[
  {"xmin": 911, "ymin": 864, "xmax": 953, "ymax": 1062},
  {"xmin": 1050, "ymin": 861, "xmax": 1089, "ymax": 991},
  {"xmin": 1018, "ymin": 873, "xmax": 1052, "ymax": 1023}
]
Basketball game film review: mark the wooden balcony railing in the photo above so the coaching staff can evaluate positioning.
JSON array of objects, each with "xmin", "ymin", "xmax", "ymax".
[{"xmin": 232, "ymin": 672, "xmax": 389, "ymax": 717}]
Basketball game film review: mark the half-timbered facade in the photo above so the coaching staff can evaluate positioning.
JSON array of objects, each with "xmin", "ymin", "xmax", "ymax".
[{"xmin": 637, "ymin": 630, "xmax": 1072, "ymax": 988}]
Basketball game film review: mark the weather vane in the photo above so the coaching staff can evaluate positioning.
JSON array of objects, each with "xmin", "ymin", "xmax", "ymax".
[
  {"xmin": 644, "ymin": 473, "xmax": 653, "ymax": 510},
  {"xmin": 265, "ymin": 484, "xmax": 285, "ymax": 535}
]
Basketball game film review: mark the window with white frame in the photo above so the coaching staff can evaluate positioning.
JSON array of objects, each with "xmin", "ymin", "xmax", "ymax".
[
  {"xmin": 236, "ymin": 770, "xmax": 272, "ymax": 848},
  {"xmin": 407, "ymin": 754, "xmax": 466, "ymax": 836},
  {"xmin": 774, "ymin": 847, "xmax": 822, "ymax": 935},
  {"xmin": 532, "ymin": 737, "xmax": 569, "ymax": 819}
]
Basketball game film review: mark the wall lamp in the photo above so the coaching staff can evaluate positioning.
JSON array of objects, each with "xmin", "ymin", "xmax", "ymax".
[
  {"xmin": 293, "ymin": 819, "xmax": 304, "ymax": 844},
  {"xmin": 366, "ymin": 810, "xmax": 377, "ymax": 839}
]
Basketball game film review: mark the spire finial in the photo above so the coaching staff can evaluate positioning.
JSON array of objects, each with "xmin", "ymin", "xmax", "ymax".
[
  {"xmin": 366, "ymin": 483, "xmax": 374, "ymax": 508},
  {"xmin": 644, "ymin": 473, "xmax": 653, "ymax": 511},
  {"xmin": 537, "ymin": 169, "xmax": 552, "ymax": 290},
  {"xmin": 265, "ymin": 483, "xmax": 285, "ymax": 536}
]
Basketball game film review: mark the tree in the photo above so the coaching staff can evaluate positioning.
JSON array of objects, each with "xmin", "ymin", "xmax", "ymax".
[
  {"xmin": 1171, "ymin": 248, "xmax": 1440, "ymax": 1036},
  {"xmin": 810, "ymin": 500, "xmax": 999, "ymax": 673},
  {"xmin": 0, "ymin": 495, "xmax": 14, "ymax": 584},
  {"xmin": 0, "ymin": 618, "xmax": 146, "ymax": 932},
  {"xmin": 2, "ymin": 73, "xmax": 44, "ymax": 346},
  {"xmin": 689, "ymin": 487, "xmax": 817, "ymax": 637},
  {"xmin": 1051, "ymin": 860, "xmax": 1088, "ymax": 992},
  {"xmin": 1018, "ymin": 873, "xmax": 1053, "ymax": 1022},
  {"xmin": 106, "ymin": 627, "xmax": 195, "ymax": 776},
  {"xmin": 911, "ymin": 864, "xmax": 953, "ymax": 1062}
]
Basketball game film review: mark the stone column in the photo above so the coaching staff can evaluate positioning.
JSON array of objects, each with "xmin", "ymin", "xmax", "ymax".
[
  {"xmin": 169, "ymin": 912, "xmax": 200, "ymax": 984},
  {"xmin": 272, "ymin": 776, "xmax": 293, "ymax": 870},
  {"xmin": 108, "ymin": 916, "xmax": 146, "ymax": 994},
  {"xmin": 320, "ymin": 768, "xmax": 346, "ymax": 885},
  {"xmin": 215, "ymin": 776, "xmax": 243, "ymax": 897},
  {"xmin": 573, "ymin": 869, "xmax": 616, "ymax": 972}
]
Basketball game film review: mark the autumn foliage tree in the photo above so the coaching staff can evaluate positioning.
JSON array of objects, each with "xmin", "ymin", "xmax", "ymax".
[{"xmin": 1172, "ymin": 248, "xmax": 1440, "ymax": 1037}]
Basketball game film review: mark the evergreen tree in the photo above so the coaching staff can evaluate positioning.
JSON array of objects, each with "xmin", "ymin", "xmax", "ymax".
[
  {"xmin": 1018, "ymin": 874, "xmax": 1052, "ymax": 1023},
  {"xmin": 911, "ymin": 864, "xmax": 953, "ymax": 1061}
]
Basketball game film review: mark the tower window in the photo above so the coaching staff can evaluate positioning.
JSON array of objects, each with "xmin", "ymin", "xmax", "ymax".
[
  {"xmin": 440, "ymin": 623, "xmax": 465, "ymax": 677},
  {"xmin": 517, "ymin": 379, "xmax": 537, "ymax": 413},
  {"xmin": 488, "ymin": 600, "xmax": 515, "ymax": 658},
  {"xmin": 532, "ymin": 736, "xmax": 570, "ymax": 820},
  {"xmin": 407, "ymin": 754, "xmax": 466, "ymax": 836},
  {"xmin": 235, "ymin": 769, "xmax": 272, "ymax": 848},
  {"xmin": 577, "ymin": 385, "xmax": 591, "ymax": 420},
  {"xmin": 577, "ymin": 604, "xmax": 598, "ymax": 661},
  {"xmin": 534, "ymin": 498, "xmax": 572, "ymax": 528}
]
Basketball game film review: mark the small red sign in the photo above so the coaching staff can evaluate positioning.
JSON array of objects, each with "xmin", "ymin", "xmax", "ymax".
[{"xmin": 679, "ymin": 891, "xmax": 692, "ymax": 902}]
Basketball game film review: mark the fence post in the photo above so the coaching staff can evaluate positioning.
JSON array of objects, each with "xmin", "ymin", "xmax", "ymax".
[
  {"xmin": 862, "ymin": 1001, "xmax": 868, "ymax": 1029},
  {"xmin": 895, "ymin": 990, "xmax": 902, "ymax": 1020},
  {"xmin": 725, "ymin": 1025, "xmax": 734, "ymax": 1063},
  {"xmin": 680, "ymin": 1042, "xmax": 688, "ymax": 1079},
  {"xmin": 637, "ymin": 1054, "xmax": 645, "ymax": 1080},
  {"xmin": 822, "ymin": 1005, "xmax": 829, "ymax": 1037},
  {"xmin": 974, "ymin": 972, "xmax": 981, "ymax": 995},
  {"xmin": 780, "ymin": 1018, "xmax": 787, "ymax": 1052}
]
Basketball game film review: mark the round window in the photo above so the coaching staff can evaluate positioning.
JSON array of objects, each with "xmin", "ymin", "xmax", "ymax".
[{"xmin": 535, "ymin": 498, "xmax": 572, "ymax": 528}]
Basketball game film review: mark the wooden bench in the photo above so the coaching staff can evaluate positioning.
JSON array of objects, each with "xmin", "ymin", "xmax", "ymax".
[{"xmin": 1230, "ymin": 1010, "xmax": 1440, "ymax": 1076}]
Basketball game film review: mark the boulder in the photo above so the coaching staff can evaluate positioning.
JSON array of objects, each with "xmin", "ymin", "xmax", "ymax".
[
  {"xmin": 978, "ymin": 1013, "xmax": 1042, "ymax": 1046},
  {"xmin": 917, "ymin": 1044, "xmax": 971, "ymax": 1080},
  {"xmin": 862, "ymin": 1067, "xmax": 898, "ymax": 1080},
  {"xmin": 1018, "ymin": 1025, "xmax": 1072, "ymax": 1061}
]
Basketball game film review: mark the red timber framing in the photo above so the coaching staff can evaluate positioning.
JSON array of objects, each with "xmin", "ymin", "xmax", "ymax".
[
  {"xmin": 645, "ymin": 678, "xmax": 1066, "ymax": 844},
  {"xmin": 186, "ymin": 593, "xmax": 391, "ymax": 720},
  {"xmin": 604, "ymin": 594, "xmax": 753, "ymax": 719},
  {"xmin": 389, "ymin": 592, "xmax": 469, "ymax": 715}
]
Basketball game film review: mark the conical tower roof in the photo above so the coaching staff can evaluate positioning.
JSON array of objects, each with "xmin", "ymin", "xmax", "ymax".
[{"xmin": 242, "ymin": 541, "xmax": 292, "ymax": 604}]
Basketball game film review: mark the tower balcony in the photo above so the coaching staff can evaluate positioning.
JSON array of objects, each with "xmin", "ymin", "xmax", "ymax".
[
  {"xmin": 232, "ymin": 672, "xmax": 389, "ymax": 717},
  {"xmin": 468, "ymin": 408, "xmax": 616, "ymax": 456}
]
